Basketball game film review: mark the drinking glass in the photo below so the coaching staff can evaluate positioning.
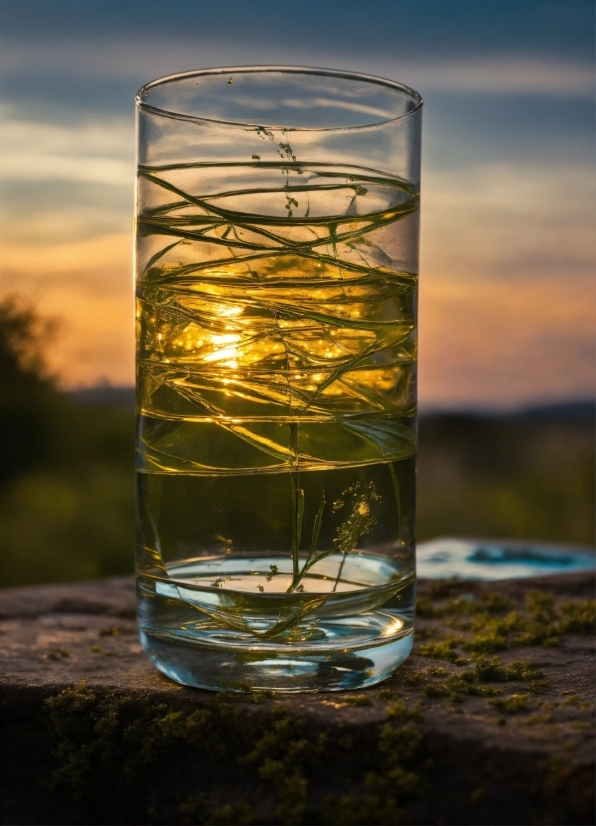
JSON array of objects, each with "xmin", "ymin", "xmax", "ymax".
[{"xmin": 135, "ymin": 67, "xmax": 422, "ymax": 692}]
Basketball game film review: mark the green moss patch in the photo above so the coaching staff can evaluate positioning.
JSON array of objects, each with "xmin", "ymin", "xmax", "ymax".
[
  {"xmin": 323, "ymin": 700, "xmax": 426, "ymax": 825},
  {"xmin": 43, "ymin": 683, "xmax": 428, "ymax": 825},
  {"xmin": 415, "ymin": 588, "xmax": 595, "ymax": 658},
  {"xmin": 398, "ymin": 655, "xmax": 546, "ymax": 703}
]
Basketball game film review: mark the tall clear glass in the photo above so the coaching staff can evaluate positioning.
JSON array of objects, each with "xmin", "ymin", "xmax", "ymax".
[{"xmin": 135, "ymin": 67, "xmax": 422, "ymax": 692}]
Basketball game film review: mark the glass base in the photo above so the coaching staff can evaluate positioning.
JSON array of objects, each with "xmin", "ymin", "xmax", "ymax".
[{"xmin": 139, "ymin": 614, "xmax": 413, "ymax": 693}]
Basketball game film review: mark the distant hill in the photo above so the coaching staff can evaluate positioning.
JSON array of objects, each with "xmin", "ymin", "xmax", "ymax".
[
  {"xmin": 65, "ymin": 386, "xmax": 135, "ymax": 407},
  {"xmin": 513, "ymin": 400, "xmax": 595, "ymax": 422},
  {"xmin": 420, "ymin": 400, "xmax": 595, "ymax": 422},
  {"xmin": 64, "ymin": 387, "xmax": 595, "ymax": 423}
]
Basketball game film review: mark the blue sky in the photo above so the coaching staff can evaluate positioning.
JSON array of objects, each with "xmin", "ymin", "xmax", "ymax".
[{"xmin": 0, "ymin": 0, "xmax": 594, "ymax": 407}]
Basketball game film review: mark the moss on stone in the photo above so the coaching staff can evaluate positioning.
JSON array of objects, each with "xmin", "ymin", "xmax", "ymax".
[
  {"xmin": 47, "ymin": 647, "xmax": 70, "ymax": 660},
  {"xmin": 99, "ymin": 626, "xmax": 121, "ymax": 637},
  {"xmin": 386, "ymin": 699, "xmax": 421, "ymax": 721},
  {"xmin": 378, "ymin": 688, "xmax": 398, "ymax": 701},
  {"xmin": 38, "ymin": 579, "xmax": 593, "ymax": 823},
  {"xmin": 398, "ymin": 654, "xmax": 546, "ymax": 705},
  {"xmin": 323, "ymin": 700, "xmax": 426, "ymax": 825},
  {"xmin": 48, "ymin": 683, "xmax": 423, "ymax": 825},
  {"xmin": 558, "ymin": 599, "xmax": 596, "ymax": 634},
  {"xmin": 418, "ymin": 639, "xmax": 462, "ymax": 662},
  {"xmin": 469, "ymin": 786, "xmax": 487, "ymax": 804},
  {"xmin": 242, "ymin": 707, "xmax": 327, "ymax": 824},
  {"xmin": 488, "ymin": 694, "xmax": 529, "ymax": 714},
  {"xmin": 43, "ymin": 681, "xmax": 247, "ymax": 821},
  {"xmin": 416, "ymin": 587, "xmax": 595, "ymax": 658},
  {"xmin": 336, "ymin": 696, "xmax": 373, "ymax": 707},
  {"xmin": 179, "ymin": 795, "xmax": 256, "ymax": 825},
  {"xmin": 45, "ymin": 682, "xmax": 170, "ymax": 802}
]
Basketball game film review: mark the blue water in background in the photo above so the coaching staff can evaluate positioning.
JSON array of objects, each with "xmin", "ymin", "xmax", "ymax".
[{"xmin": 417, "ymin": 538, "xmax": 596, "ymax": 580}]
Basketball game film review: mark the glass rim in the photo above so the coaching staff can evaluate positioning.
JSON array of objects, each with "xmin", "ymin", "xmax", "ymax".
[{"xmin": 135, "ymin": 65, "xmax": 423, "ymax": 131}]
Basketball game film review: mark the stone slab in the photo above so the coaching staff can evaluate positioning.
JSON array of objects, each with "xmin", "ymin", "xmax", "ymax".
[{"xmin": 0, "ymin": 573, "xmax": 594, "ymax": 825}]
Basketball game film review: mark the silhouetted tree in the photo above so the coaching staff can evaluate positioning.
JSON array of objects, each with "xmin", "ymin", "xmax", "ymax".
[{"xmin": 0, "ymin": 296, "xmax": 58, "ymax": 483}]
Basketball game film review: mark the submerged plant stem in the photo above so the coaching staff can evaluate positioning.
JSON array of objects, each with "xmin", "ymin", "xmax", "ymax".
[{"xmin": 136, "ymin": 161, "xmax": 418, "ymax": 656}]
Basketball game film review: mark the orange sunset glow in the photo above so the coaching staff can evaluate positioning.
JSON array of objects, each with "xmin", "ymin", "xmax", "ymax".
[{"xmin": 0, "ymin": 2, "xmax": 594, "ymax": 410}]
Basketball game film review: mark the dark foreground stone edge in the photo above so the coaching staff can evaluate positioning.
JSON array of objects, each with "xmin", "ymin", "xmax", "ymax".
[{"xmin": 0, "ymin": 572, "xmax": 594, "ymax": 825}]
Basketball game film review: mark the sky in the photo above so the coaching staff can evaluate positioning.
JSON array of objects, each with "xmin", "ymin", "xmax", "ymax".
[{"xmin": 0, "ymin": 0, "xmax": 594, "ymax": 409}]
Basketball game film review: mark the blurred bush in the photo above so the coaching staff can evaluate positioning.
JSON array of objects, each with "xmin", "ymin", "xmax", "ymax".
[
  {"xmin": 0, "ymin": 296, "xmax": 593, "ymax": 587},
  {"xmin": 417, "ymin": 410, "xmax": 595, "ymax": 546},
  {"xmin": 0, "ymin": 297, "xmax": 134, "ymax": 586}
]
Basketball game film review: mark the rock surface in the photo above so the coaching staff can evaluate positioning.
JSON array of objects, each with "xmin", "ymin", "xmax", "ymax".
[{"xmin": 0, "ymin": 573, "xmax": 594, "ymax": 825}]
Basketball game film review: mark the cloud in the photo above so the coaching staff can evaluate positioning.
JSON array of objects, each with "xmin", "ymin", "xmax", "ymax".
[
  {"xmin": 0, "ymin": 152, "xmax": 132, "ymax": 186},
  {"xmin": 0, "ymin": 112, "xmax": 134, "ymax": 245},
  {"xmin": 404, "ymin": 58, "xmax": 595, "ymax": 96},
  {"xmin": 418, "ymin": 161, "xmax": 595, "ymax": 407},
  {"xmin": 421, "ymin": 162, "xmax": 595, "ymax": 280},
  {"xmin": 1, "ymin": 37, "xmax": 593, "ymax": 98},
  {"xmin": 0, "ymin": 114, "xmax": 133, "ymax": 185}
]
